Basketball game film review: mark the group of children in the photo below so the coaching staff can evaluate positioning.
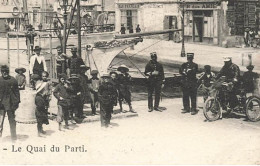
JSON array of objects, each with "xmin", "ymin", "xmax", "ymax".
[{"xmin": 14, "ymin": 63, "xmax": 137, "ymax": 135}]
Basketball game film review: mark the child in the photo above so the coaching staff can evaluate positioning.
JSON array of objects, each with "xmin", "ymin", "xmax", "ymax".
[
  {"xmin": 15, "ymin": 67, "xmax": 26, "ymax": 90},
  {"xmin": 53, "ymin": 73, "xmax": 72, "ymax": 130},
  {"xmin": 197, "ymin": 65, "xmax": 215, "ymax": 102},
  {"xmin": 34, "ymin": 71, "xmax": 52, "ymax": 137},
  {"xmin": 98, "ymin": 73, "xmax": 117, "ymax": 127},
  {"xmin": 88, "ymin": 70, "xmax": 100, "ymax": 116},
  {"xmin": 117, "ymin": 65, "xmax": 135, "ymax": 113}
]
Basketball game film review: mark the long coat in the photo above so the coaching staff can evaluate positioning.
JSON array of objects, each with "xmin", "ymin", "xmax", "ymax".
[{"xmin": 0, "ymin": 76, "xmax": 20, "ymax": 110}]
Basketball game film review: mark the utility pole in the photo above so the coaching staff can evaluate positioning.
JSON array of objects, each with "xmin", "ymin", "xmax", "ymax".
[
  {"xmin": 77, "ymin": 0, "xmax": 81, "ymax": 57},
  {"xmin": 63, "ymin": 0, "xmax": 68, "ymax": 54},
  {"xmin": 180, "ymin": 0, "xmax": 186, "ymax": 57}
]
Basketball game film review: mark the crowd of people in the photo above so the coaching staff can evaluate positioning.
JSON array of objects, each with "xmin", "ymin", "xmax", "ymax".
[{"xmin": 0, "ymin": 45, "xmax": 259, "ymax": 141}]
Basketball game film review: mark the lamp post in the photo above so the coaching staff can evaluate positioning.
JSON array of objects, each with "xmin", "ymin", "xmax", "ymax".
[{"xmin": 180, "ymin": 0, "xmax": 186, "ymax": 57}]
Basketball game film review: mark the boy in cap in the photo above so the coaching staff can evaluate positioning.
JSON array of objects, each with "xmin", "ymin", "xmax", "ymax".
[
  {"xmin": 29, "ymin": 46, "xmax": 47, "ymax": 77},
  {"xmin": 15, "ymin": 67, "xmax": 26, "ymax": 90},
  {"xmin": 242, "ymin": 65, "xmax": 259, "ymax": 93},
  {"xmin": 179, "ymin": 53, "xmax": 199, "ymax": 115},
  {"xmin": 197, "ymin": 65, "xmax": 215, "ymax": 102},
  {"xmin": 88, "ymin": 70, "xmax": 100, "ymax": 116},
  {"xmin": 98, "ymin": 73, "xmax": 117, "ymax": 127},
  {"xmin": 34, "ymin": 71, "xmax": 52, "ymax": 137},
  {"xmin": 0, "ymin": 65, "xmax": 20, "ymax": 141},
  {"xmin": 53, "ymin": 73, "xmax": 72, "ymax": 130},
  {"xmin": 117, "ymin": 65, "xmax": 136, "ymax": 113}
]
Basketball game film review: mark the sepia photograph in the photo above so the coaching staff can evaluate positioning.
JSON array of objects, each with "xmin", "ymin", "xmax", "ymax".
[{"xmin": 0, "ymin": 0, "xmax": 259, "ymax": 165}]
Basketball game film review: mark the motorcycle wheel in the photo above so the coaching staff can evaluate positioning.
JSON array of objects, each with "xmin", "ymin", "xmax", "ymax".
[
  {"xmin": 203, "ymin": 97, "xmax": 222, "ymax": 121},
  {"xmin": 245, "ymin": 96, "xmax": 260, "ymax": 122}
]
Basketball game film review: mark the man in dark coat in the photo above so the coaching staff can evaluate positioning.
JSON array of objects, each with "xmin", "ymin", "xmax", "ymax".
[
  {"xmin": 179, "ymin": 53, "xmax": 198, "ymax": 115},
  {"xmin": 0, "ymin": 65, "xmax": 20, "ymax": 141},
  {"xmin": 144, "ymin": 52, "xmax": 165, "ymax": 112},
  {"xmin": 242, "ymin": 65, "xmax": 259, "ymax": 93},
  {"xmin": 98, "ymin": 73, "xmax": 117, "ymax": 127},
  {"xmin": 68, "ymin": 47, "xmax": 85, "ymax": 75},
  {"xmin": 216, "ymin": 57, "xmax": 240, "ymax": 110}
]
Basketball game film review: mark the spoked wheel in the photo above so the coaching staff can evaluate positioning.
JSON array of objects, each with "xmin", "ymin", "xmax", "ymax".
[
  {"xmin": 245, "ymin": 97, "xmax": 260, "ymax": 122},
  {"xmin": 203, "ymin": 97, "xmax": 222, "ymax": 121}
]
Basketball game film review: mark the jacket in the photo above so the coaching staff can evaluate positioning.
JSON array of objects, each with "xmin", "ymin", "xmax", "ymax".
[{"xmin": 144, "ymin": 60, "xmax": 165, "ymax": 81}]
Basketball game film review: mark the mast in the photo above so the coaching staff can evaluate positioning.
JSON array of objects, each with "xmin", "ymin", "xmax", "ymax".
[{"xmin": 77, "ymin": 0, "xmax": 81, "ymax": 57}]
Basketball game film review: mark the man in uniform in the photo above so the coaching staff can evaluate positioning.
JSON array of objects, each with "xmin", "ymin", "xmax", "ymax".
[
  {"xmin": 216, "ymin": 57, "xmax": 240, "ymax": 110},
  {"xmin": 68, "ymin": 47, "xmax": 85, "ymax": 76},
  {"xmin": 179, "ymin": 53, "xmax": 198, "ymax": 115},
  {"xmin": 56, "ymin": 46, "xmax": 67, "ymax": 75},
  {"xmin": 144, "ymin": 52, "xmax": 165, "ymax": 112},
  {"xmin": 0, "ymin": 65, "xmax": 20, "ymax": 141}
]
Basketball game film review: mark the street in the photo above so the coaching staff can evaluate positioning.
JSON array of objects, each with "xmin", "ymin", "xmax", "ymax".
[{"xmin": 0, "ymin": 97, "xmax": 260, "ymax": 165}]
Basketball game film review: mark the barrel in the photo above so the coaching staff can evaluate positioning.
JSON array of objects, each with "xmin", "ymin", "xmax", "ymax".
[{"xmin": 15, "ymin": 89, "xmax": 37, "ymax": 124}]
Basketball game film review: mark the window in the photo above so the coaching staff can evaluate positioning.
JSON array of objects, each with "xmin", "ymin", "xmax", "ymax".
[{"xmin": 121, "ymin": 10, "xmax": 137, "ymax": 30}]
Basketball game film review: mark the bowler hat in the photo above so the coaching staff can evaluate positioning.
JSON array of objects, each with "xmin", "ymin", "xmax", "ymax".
[
  {"xmin": 246, "ymin": 65, "xmax": 254, "ymax": 70},
  {"xmin": 80, "ymin": 65, "xmax": 90, "ymax": 71},
  {"xmin": 101, "ymin": 73, "xmax": 111, "ymax": 78},
  {"xmin": 71, "ymin": 47, "xmax": 77, "ymax": 52},
  {"xmin": 110, "ymin": 71, "xmax": 118, "ymax": 76},
  {"xmin": 34, "ymin": 46, "xmax": 42, "ymax": 51},
  {"xmin": 117, "ymin": 64, "xmax": 129, "ymax": 72},
  {"xmin": 187, "ymin": 53, "xmax": 194, "ymax": 59},
  {"xmin": 1, "ymin": 65, "xmax": 9, "ymax": 72},
  {"xmin": 68, "ymin": 74, "xmax": 79, "ymax": 80},
  {"xmin": 15, "ymin": 67, "xmax": 26, "ymax": 74},
  {"xmin": 58, "ymin": 73, "xmax": 68, "ymax": 79},
  {"xmin": 91, "ymin": 70, "xmax": 98, "ymax": 75}
]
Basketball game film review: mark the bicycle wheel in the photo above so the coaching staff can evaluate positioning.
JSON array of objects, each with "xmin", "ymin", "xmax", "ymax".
[
  {"xmin": 245, "ymin": 97, "xmax": 260, "ymax": 122},
  {"xmin": 203, "ymin": 97, "xmax": 221, "ymax": 121}
]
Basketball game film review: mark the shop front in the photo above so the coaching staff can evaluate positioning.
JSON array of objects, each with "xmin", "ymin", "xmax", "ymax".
[{"xmin": 182, "ymin": 1, "xmax": 220, "ymax": 44}]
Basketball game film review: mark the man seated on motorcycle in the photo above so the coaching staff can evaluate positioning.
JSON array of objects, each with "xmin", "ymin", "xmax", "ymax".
[
  {"xmin": 215, "ymin": 57, "xmax": 241, "ymax": 110},
  {"xmin": 197, "ymin": 65, "xmax": 215, "ymax": 102}
]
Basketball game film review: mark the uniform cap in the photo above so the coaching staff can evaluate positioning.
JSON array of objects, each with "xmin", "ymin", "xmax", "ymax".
[
  {"xmin": 187, "ymin": 53, "xmax": 194, "ymax": 59},
  {"xmin": 150, "ymin": 52, "xmax": 157, "ymax": 57},
  {"xmin": 110, "ymin": 71, "xmax": 118, "ymax": 76}
]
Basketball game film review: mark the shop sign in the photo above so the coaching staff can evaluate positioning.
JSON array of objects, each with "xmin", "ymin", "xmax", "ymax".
[
  {"xmin": 181, "ymin": 3, "xmax": 217, "ymax": 9},
  {"xmin": 118, "ymin": 4, "xmax": 140, "ymax": 9}
]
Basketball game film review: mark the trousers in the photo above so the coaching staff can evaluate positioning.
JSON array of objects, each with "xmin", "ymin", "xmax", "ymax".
[
  {"xmin": 0, "ymin": 109, "xmax": 17, "ymax": 140},
  {"xmin": 147, "ymin": 80, "xmax": 162, "ymax": 109},
  {"xmin": 100, "ymin": 104, "xmax": 112, "ymax": 127},
  {"xmin": 182, "ymin": 85, "xmax": 197, "ymax": 111}
]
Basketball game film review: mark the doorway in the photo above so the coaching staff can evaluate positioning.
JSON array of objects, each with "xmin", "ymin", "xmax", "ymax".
[
  {"xmin": 193, "ymin": 16, "xmax": 203, "ymax": 42},
  {"xmin": 163, "ymin": 16, "xmax": 177, "ymax": 40}
]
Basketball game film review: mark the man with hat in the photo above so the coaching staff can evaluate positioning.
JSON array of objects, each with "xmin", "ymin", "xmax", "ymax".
[
  {"xmin": 56, "ymin": 46, "xmax": 67, "ymax": 75},
  {"xmin": 15, "ymin": 67, "xmax": 26, "ymax": 90},
  {"xmin": 0, "ymin": 65, "xmax": 20, "ymax": 141},
  {"xmin": 144, "ymin": 52, "xmax": 165, "ymax": 112},
  {"xmin": 68, "ymin": 74, "xmax": 82, "ymax": 123},
  {"xmin": 78, "ymin": 65, "xmax": 90, "ymax": 118},
  {"xmin": 88, "ymin": 70, "xmax": 100, "ymax": 116},
  {"xmin": 117, "ymin": 64, "xmax": 135, "ymax": 113},
  {"xmin": 216, "ymin": 56, "xmax": 240, "ymax": 110},
  {"xmin": 242, "ymin": 65, "xmax": 259, "ymax": 93},
  {"xmin": 98, "ymin": 73, "xmax": 117, "ymax": 127},
  {"xmin": 25, "ymin": 24, "xmax": 37, "ymax": 53},
  {"xmin": 29, "ymin": 46, "xmax": 47, "ymax": 77},
  {"xmin": 68, "ymin": 46, "xmax": 86, "ymax": 75},
  {"xmin": 179, "ymin": 53, "xmax": 198, "ymax": 115}
]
